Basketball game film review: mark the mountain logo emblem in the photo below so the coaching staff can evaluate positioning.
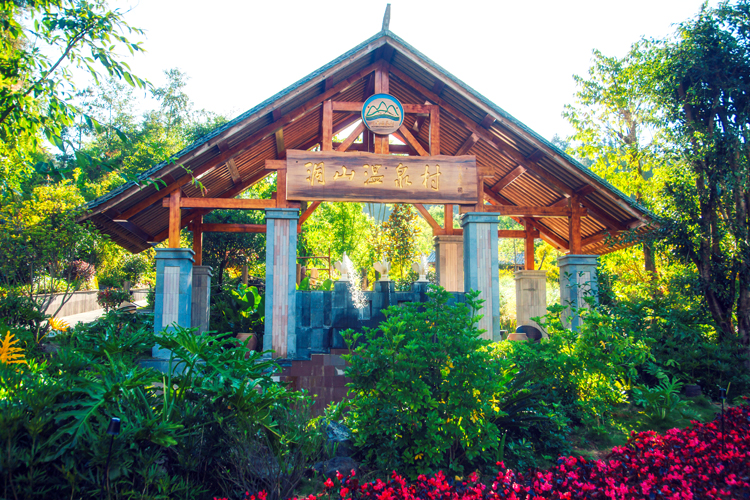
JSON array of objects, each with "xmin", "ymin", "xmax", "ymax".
[{"xmin": 362, "ymin": 94, "xmax": 404, "ymax": 135}]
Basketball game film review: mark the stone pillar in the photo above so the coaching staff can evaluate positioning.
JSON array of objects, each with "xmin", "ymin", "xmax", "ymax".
[
  {"xmin": 461, "ymin": 213, "xmax": 500, "ymax": 341},
  {"xmin": 434, "ymin": 234, "xmax": 464, "ymax": 292},
  {"xmin": 263, "ymin": 208, "xmax": 299, "ymax": 358},
  {"xmin": 557, "ymin": 254, "xmax": 599, "ymax": 331},
  {"xmin": 191, "ymin": 266, "xmax": 213, "ymax": 335},
  {"xmin": 153, "ymin": 248, "xmax": 194, "ymax": 358},
  {"xmin": 514, "ymin": 270, "xmax": 548, "ymax": 334}
]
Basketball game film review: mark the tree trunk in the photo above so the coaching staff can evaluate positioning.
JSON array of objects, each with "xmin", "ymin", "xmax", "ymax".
[{"xmin": 644, "ymin": 241, "xmax": 658, "ymax": 283}]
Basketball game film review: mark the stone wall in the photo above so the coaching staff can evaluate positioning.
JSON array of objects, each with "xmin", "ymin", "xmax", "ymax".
[
  {"xmin": 294, "ymin": 281, "xmax": 464, "ymax": 359},
  {"xmin": 42, "ymin": 288, "xmax": 149, "ymax": 317}
]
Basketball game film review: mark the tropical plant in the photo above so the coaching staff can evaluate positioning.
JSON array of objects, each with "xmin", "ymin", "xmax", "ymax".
[
  {"xmin": 96, "ymin": 287, "xmax": 131, "ymax": 312},
  {"xmin": 343, "ymin": 287, "xmax": 547, "ymax": 477},
  {"xmin": 633, "ymin": 376, "xmax": 695, "ymax": 422},
  {"xmin": 0, "ymin": 331, "xmax": 25, "ymax": 366}
]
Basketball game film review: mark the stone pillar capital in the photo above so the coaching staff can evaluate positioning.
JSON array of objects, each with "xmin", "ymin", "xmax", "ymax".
[
  {"xmin": 265, "ymin": 208, "xmax": 300, "ymax": 220},
  {"xmin": 460, "ymin": 212, "xmax": 500, "ymax": 226}
]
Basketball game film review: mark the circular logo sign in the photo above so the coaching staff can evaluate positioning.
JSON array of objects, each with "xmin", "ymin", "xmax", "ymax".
[{"xmin": 362, "ymin": 93, "xmax": 404, "ymax": 135}]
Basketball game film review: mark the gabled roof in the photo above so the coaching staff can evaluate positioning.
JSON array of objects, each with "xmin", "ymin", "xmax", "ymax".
[{"xmin": 83, "ymin": 29, "xmax": 652, "ymax": 255}]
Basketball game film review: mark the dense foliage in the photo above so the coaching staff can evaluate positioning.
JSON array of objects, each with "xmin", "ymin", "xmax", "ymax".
[
  {"xmin": 262, "ymin": 403, "xmax": 750, "ymax": 500},
  {"xmin": 0, "ymin": 313, "xmax": 326, "ymax": 500}
]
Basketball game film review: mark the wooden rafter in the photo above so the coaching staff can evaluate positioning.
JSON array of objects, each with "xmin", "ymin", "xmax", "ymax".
[
  {"xmin": 455, "ymin": 133, "xmax": 478, "ymax": 156},
  {"xmin": 413, "ymin": 203, "xmax": 443, "ymax": 234},
  {"xmin": 336, "ymin": 122, "xmax": 366, "ymax": 152},
  {"xmin": 490, "ymin": 165, "xmax": 526, "ymax": 193},
  {"xmin": 226, "ymin": 158, "xmax": 241, "ymax": 184},
  {"xmin": 299, "ymin": 200, "xmax": 321, "ymax": 226},
  {"xmin": 397, "ymin": 124, "xmax": 428, "ymax": 156}
]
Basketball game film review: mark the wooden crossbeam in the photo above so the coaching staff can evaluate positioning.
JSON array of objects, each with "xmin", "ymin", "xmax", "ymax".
[
  {"xmin": 331, "ymin": 142, "xmax": 413, "ymax": 154},
  {"xmin": 397, "ymin": 124, "xmax": 428, "ymax": 156},
  {"xmin": 413, "ymin": 203, "xmax": 443, "ymax": 234},
  {"xmin": 331, "ymin": 101, "xmax": 431, "ymax": 114},
  {"xmin": 455, "ymin": 133, "xmax": 478, "ymax": 156},
  {"xmin": 490, "ymin": 165, "xmax": 526, "ymax": 193},
  {"xmin": 482, "ymin": 205, "xmax": 585, "ymax": 218},
  {"xmin": 582, "ymin": 230, "xmax": 616, "ymax": 248},
  {"xmin": 202, "ymin": 223, "xmax": 266, "ymax": 233},
  {"xmin": 152, "ymin": 169, "xmax": 275, "ymax": 243},
  {"xmin": 162, "ymin": 197, "xmax": 279, "ymax": 210},
  {"xmin": 498, "ymin": 230, "xmax": 533, "ymax": 239},
  {"xmin": 336, "ymin": 121, "xmax": 366, "ymax": 152},
  {"xmin": 116, "ymin": 220, "xmax": 152, "ymax": 242},
  {"xmin": 226, "ymin": 158, "xmax": 241, "ymax": 184},
  {"xmin": 299, "ymin": 200, "xmax": 321, "ymax": 226}
]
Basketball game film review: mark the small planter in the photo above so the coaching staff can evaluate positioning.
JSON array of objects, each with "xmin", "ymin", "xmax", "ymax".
[
  {"xmin": 684, "ymin": 384, "xmax": 702, "ymax": 398},
  {"xmin": 506, "ymin": 332, "xmax": 529, "ymax": 342},
  {"xmin": 236, "ymin": 333, "xmax": 257, "ymax": 359}
]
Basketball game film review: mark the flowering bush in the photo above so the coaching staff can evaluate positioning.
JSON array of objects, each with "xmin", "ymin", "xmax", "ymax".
[
  {"xmin": 96, "ymin": 287, "xmax": 131, "ymax": 312},
  {"xmin": 220, "ymin": 403, "xmax": 750, "ymax": 500}
]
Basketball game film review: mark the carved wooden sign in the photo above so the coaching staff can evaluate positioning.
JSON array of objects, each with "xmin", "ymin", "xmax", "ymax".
[{"xmin": 285, "ymin": 149, "xmax": 478, "ymax": 204}]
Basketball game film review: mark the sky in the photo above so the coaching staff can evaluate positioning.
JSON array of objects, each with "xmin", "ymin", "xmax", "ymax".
[{"xmin": 113, "ymin": 0, "xmax": 718, "ymax": 141}]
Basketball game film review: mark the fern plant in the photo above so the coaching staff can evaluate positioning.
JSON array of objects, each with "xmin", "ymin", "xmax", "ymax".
[{"xmin": 0, "ymin": 331, "xmax": 25, "ymax": 366}]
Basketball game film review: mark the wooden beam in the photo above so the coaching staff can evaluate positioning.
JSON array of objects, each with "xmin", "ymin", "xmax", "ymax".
[
  {"xmin": 265, "ymin": 160, "xmax": 286, "ymax": 170},
  {"xmin": 569, "ymin": 196, "xmax": 583, "ymax": 254},
  {"xmin": 152, "ymin": 169, "xmax": 275, "ymax": 243},
  {"xmin": 480, "ymin": 113, "xmax": 495, "ymax": 129},
  {"xmin": 490, "ymin": 165, "xmax": 526, "ymax": 193},
  {"xmin": 579, "ymin": 198, "xmax": 626, "ymax": 230},
  {"xmin": 336, "ymin": 121, "xmax": 366, "ymax": 152},
  {"xmin": 162, "ymin": 197, "xmax": 278, "ymax": 209},
  {"xmin": 429, "ymin": 105, "xmax": 440, "ymax": 155},
  {"xmin": 115, "ymin": 220, "xmax": 152, "ymax": 242},
  {"xmin": 444, "ymin": 204, "xmax": 454, "ymax": 234},
  {"xmin": 202, "ymin": 223, "xmax": 266, "ymax": 233},
  {"xmin": 275, "ymin": 128, "xmax": 286, "ymax": 158},
  {"xmin": 226, "ymin": 158, "xmax": 241, "ymax": 184},
  {"xmin": 331, "ymin": 101, "xmax": 432, "ymax": 114},
  {"xmin": 498, "ymin": 230, "xmax": 533, "ymax": 239},
  {"xmin": 483, "ymin": 205, "xmax": 584, "ymax": 218},
  {"xmin": 524, "ymin": 217, "xmax": 569, "ymax": 251},
  {"xmin": 397, "ymin": 123, "xmax": 428, "ymax": 156},
  {"xmin": 332, "ymin": 142, "xmax": 414, "ymax": 154},
  {"xmin": 192, "ymin": 215, "xmax": 203, "ymax": 266},
  {"xmin": 582, "ymin": 230, "xmax": 616, "ymax": 248},
  {"xmin": 576, "ymin": 184, "xmax": 597, "ymax": 197},
  {"xmin": 169, "ymin": 190, "xmax": 181, "ymax": 248},
  {"xmin": 413, "ymin": 203, "xmax": 444, "ymax": 235},
  {"xmin": 299, "ymin": 200, "xmax": 321, "ymax": 226},
  {"xmin": 455, "ymin": 133, "xmax": 478, "ymax": 156},
  {"xmin": 321, "ymin": 100, "xmax": 333, "ymax": 151},
  {"xmin": 412, "ymin": 100, "xmax": 431, "ymax": 134},
  {"xmin": 525, "ymin": 221, "xmax": 535, "ymax": 270}
]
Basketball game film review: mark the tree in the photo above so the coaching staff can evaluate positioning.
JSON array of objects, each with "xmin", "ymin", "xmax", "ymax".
[
  {"xmin": 371, "ymin": 203, "xmax": 421, "ymax": 280},
  {"xmin": 564, "ymin": 48, "xmax": 665, "ymax": 280},
  {"xmin": 645, "ymin": 1, "xmax": 750, "ymax": 353},
  {"xmin": 0, "ymin": 0, "xmax": 147, "ymax": 194}
]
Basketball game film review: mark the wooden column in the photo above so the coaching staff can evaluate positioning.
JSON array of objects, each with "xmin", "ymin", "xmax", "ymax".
[
  {"xmin": 444, "ymin": 204, "xmax": 454, "ymax": 235},
  {"xmin": 168, "ymin": 190, "xmax": 182, "ymax": 248},
  {"xmin": 374, "ymin": 65, "xmax": 389, "ymax": 154},
  {"xmin": 569, "ymin": 196, "xmax": 582, "ymax": 254},
  {"xmin": 276, "ymin": 168, "xmax": 288, "ymax": 208},
  {"xmin": 429, "ymin": 105, "xmax": 440, "ymax": 155},
  {"xmin": 321, "ymin": 100, "xmax": 333, "ymax": 151},
  {"xmin": 192, "ymin": 215, "xmax": 203, "ymax": 266},
  {"xmin": 525, "ymin": 220, "xmax": 535, "ymax": 270}
]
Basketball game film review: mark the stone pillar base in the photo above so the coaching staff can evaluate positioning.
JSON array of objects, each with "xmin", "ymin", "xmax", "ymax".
[
  {"xmin": 153, "ymin": 248, "xmax": 195, "ymax": 359},
  {"xmin": 558, "ymin": 254, "xmax": 599, "ymax": 331},
  {"xmin": 514, "ymin": 269, "xmax": 548, "ymax": 335},
  {"xmin": 461, "ymin": 213, "xmax": 500, "ymax": 341},
  {"xmin": 434, "ymin": 234, "xmax": 464, "ymax": 292},
  {"xmin": 191, "ymin": 266, "xmax": 213, "ymax": 335}
]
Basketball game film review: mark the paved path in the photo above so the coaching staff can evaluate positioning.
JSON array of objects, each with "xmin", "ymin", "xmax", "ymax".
[{"xmin": 60, "ymin": 300, "xmax": 148, "ymax": 327}]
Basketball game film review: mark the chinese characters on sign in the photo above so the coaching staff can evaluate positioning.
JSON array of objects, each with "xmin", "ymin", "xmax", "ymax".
[
  {"xmin": 286, "ymin": 150, "xmax": 477, "ymax": 204},
  {"xmin": 308, "ymin": 162, "xmax": 438, "ymax": 190}
]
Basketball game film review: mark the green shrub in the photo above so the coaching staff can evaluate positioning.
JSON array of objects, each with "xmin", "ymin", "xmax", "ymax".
[
  {"xmin": 344, "ymin": 287, "xmax": 534, "ymax": 477},
  {"xmin": 0, "ymin": 314, "xmax": 296, "ymax": 499},
  {"xmin": 96, "ymin": 287, "xmax": 132, "ymax": 312}
]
